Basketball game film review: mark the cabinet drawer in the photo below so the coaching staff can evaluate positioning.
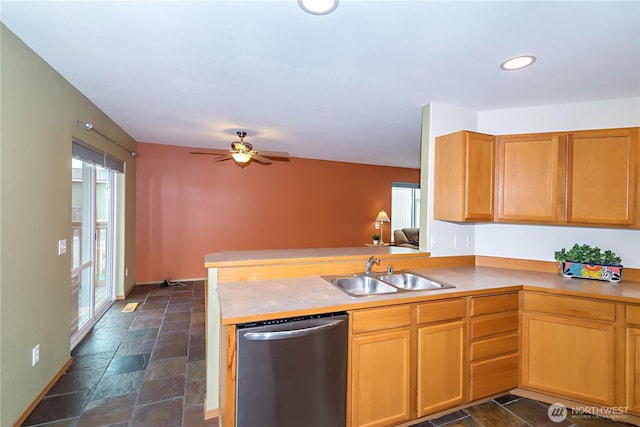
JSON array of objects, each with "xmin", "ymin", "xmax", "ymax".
[
  {"xmin": 470, "ymin": 353, "xmax": 519, "ymax": 401},
  {"xmin": 417, "ymin": 299, "xmax": 466, "ymax": 324},
  {"xmin": 523, "ymin": 292, "xmax": 615, "ymax": 322},
  {"xmin": 470, "ymin": 332, "xmax": 518, "ymax": 361},
  {"xmin": 470, "ymin": 312, "xmax": 518, "ymax": 339},
  {"xmin": 470, "ymin": 293, "xmax": 519, "ymax": 316},
  {"xmin": 628, "ymin": 305, "xmax": 640, "ymax": 326},
  {"xmin": 352, "ymin": 305, "xmax": 412, "ymax": 334}
]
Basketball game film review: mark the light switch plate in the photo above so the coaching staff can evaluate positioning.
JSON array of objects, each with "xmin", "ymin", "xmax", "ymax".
[
  {"xmin": 58, "ymin": 239, "xmax": 67, "ymax": 255},
  {"xmin": 32, "ymin": 344, "xmax": 40, "ymax": 366}
]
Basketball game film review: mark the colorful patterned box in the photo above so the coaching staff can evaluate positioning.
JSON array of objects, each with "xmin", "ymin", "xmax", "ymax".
[{"xmin": 559, "ymin": 261, "xmax": 623, "ymax": 283}]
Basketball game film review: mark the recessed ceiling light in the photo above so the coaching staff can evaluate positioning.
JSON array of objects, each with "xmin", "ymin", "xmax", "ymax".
[
  {"xmin": 298, "ymin": 0, "xmax": 339, "ymax": 15},
  {"xmin": 500, "ymin": 55, "xmax": 537, "ymax": 71}
]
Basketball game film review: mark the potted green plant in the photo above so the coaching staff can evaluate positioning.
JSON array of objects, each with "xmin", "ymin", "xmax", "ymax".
[
  {"xmin": 372, "ymin": 234, "xmax": 380, "ymax": 245},
  {"xmin": 554, "ymin": 243, "xmax": 623, "ymax": 282}
]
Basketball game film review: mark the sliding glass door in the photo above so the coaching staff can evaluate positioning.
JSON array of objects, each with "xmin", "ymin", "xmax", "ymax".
[
  {"xmin": 71, "ymin": 155, "xmax": 120, "ymax": 349},
  {"xmin": 94, "ymin": 165, "xmax": 114, "ymax": 312}
]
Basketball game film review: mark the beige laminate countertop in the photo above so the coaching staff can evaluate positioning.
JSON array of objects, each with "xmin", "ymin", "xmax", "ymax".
[
  {"xmin": 217, "ymin": 266, "xmax": 640, "ymax": 325},
  {"xmin": 205, "ymin": 246, "xmax": 425, "ymax": 268}
]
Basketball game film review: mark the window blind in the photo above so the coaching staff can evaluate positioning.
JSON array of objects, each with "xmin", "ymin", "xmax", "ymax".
[
  {"xmin": 72, "ymin": 139, "xmax": 124, "ymax": 173},
  {"xmin": 391, "ymin": 181, "xmax": 419, "ymax": 189}
]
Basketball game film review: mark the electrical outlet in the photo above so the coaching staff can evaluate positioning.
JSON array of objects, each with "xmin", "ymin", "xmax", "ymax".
[
  {"xmin": 454, "ymin": 235, "xmax": 460, "ymax": 248},
  {"xmin": 32, "ymin": 344, "xmax": 40, "ymax": 366},
  {"xmin": 125, "ymin": 268, "xmax": 128, "ymax": 277},
  {"xmin": 466, "ymin": 234, "xmax": 470, "ymax": 248},
  {"xmin": 430, "ymin": 235, "xmax": 438, "ymax": 249},
  {"xmin": 374, "ymin": 222, "xmax": 380, "ymax": 230}
]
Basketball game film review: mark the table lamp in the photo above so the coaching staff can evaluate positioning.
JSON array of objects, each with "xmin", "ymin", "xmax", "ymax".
[{"xmin": 375, "ymin": 210, "xmax": 391, "ymax": 244}]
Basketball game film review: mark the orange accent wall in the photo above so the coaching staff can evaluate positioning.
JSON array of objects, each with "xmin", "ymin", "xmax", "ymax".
[{"xmin": 135, "ymin": 142, "xmax": 420, "ymax": 283}]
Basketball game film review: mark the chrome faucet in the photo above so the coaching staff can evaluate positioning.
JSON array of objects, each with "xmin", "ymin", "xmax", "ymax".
[{"xmin": 365, "ymin": 255, "xmax": 381, "ymax": 275}]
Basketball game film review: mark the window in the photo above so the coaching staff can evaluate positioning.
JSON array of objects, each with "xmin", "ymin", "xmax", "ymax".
[{"xmin": 391, "ymin": 182, "xmax": 420, "ymax": 242}]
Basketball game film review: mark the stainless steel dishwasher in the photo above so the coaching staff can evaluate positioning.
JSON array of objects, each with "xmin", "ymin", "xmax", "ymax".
[{"xmin": 235, "ymin": 312, "xmax": 348, "ymax": 427}]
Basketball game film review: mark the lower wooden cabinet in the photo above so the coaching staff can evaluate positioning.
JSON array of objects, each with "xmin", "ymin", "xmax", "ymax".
[
  {"xmin": 416, "ymin": 299, "xmax": 467, "ymax": 417},
  {"xmin": 470, "ymin": 353, "xmax": 518, "ymax": 401},
  {"xmin": 348, "ymin": 292, "xmax": 639, "ymax": 426},
  {"xmin": 417, "ymin": 320, "xmax": 466, "ymax": 416},
  {"xmin": 469, "ymin": 293, "xmax": 519, "ymax": 400},
  {"xmin": 627, "ymin": 327, "xmax": 640, "ymax": 415},
  {"xmin": 349, "ymin": 299, "xmax": 467, "ymax": 426},
  {"xmin": 627, "ymin": 304, "xmax": 640, "ymax": 415},
  {"xmin": 350, "ymin": 329, "xmax": 412, "ymax": 427},
  {"xmin": 349, "ymin": 307, "xmax": 412, "ymax": 427},
  {"xmin": 521, "ymin": 293, "xmax": 617, "ymax": 407}
]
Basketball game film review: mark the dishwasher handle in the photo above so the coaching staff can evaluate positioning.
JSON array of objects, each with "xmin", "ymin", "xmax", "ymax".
[{"xmin": 244, "ymin": 319, "xmax": 344, "ymax": 341}]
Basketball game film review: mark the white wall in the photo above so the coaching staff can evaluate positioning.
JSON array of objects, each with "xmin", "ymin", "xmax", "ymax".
[
  {"xmin": 1, "ymin": 25, "xmax": 138, "ymax": 425},
  {"xmin": 421, "ymin": 97, "xmax": 640, "ymax": 268},
  {"xmin": 478, "ymin": 97, "xmax": 640, "ymax": 135},
  {"xmin": 420, "ymin": 103, "xmax": 479, "ymax": 256}
]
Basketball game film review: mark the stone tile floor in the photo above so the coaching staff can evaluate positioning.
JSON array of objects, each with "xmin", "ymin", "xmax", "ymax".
[
  {"xmin": 20, "ymin": 280, "xmax": 638, "ymax": 426},
  {"xmin": 414, "ymin": 394, "xmax": 637, "ymax": 427},
  {"xmin": 22, "ymin": 280, "xmax": 217, "ymax": 427}
]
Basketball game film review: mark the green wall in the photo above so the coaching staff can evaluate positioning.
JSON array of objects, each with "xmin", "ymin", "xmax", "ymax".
[{"xmin": 0, "ymin": 24, "xmax": 138, "ymax": 426}]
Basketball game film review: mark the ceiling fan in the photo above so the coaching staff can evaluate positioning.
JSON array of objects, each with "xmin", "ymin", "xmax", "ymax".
[{"xmin": 190, "ymin": 131, "xmax": 289, "ymax": 166}]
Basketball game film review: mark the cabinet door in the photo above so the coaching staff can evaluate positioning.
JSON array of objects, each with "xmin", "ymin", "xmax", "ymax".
[
  {"xmin": 628, "ymin": 327, "xmax": 640, "ymax": 415},
  {"xmin": 417, "ymin": 321, "xmax": 466, "ymax": 416},
  {"xmin": 434, "ymin": 131, "xmax": 494, "ymax": 222},
  {"xmin": 522, "ymin": 312, "xmax": 616, "ymax": 406},
  {"xmin": 566, "ymin": 127, "xmax": 638, "ymax": 226},
  {"xmin": 350, "ymin": 329, "xmax": 411, "ymax": 427},
  {"xmin": 496, "ymin": 133, "xmax": 565, "ymax": 223}
]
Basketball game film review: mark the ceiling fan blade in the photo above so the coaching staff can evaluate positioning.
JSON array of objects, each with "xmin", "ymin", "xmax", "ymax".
[
  {"xmin": 214, "ymin": 153, "xmax": 234, "ymax": 162},
  {"xmin": 257, "ymin": 150, "xmax": 289, "ymax": 159},
  {"xmin": 251, "ymin": 154, "xmax": 273, "ymax": 164},
  {"xmin": 190, "ymin": 149, "xmax": 228, "ymax": 155}
]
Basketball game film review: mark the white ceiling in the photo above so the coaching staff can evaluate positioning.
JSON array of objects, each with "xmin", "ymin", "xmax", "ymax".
[{"xmin": 1, "ymin": 1, "xmax": 639, "ymax": 168}]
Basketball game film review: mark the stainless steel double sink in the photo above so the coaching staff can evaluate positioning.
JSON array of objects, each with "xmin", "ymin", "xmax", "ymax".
[{"xmin": 321, "ymin": 272, "xmax": 455, "ymax": 297}]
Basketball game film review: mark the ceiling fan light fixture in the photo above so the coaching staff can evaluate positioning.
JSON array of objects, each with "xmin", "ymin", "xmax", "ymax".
[
  {"xmin": 298, "ymin": 0, "xmax": 338, "ymax": 15},
  {"xmin": 231, "ymin": 152, "xmax": 252, "ymax": 164},
  {"xmin": 500, "ymin": 55, "xmax": 537, "ymax": 71}
]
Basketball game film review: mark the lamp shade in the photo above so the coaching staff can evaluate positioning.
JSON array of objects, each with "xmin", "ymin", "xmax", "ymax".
[
  {"xmin": 375, "ymin": 210, "xmax": 390, "ymax": 223},
  {"xmin": 231, "ymin": 152, "xmax": 252, "ymax": 163}
]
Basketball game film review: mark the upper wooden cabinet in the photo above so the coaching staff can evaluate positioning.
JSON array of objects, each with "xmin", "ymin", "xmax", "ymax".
[
  {"xmin": 490, "ymin": 126, "xmax": 638, "ymax": 227},
  {"xmin": 434, "ymin": 130, "xmax": 495, "ymax": 222},
  {"xmin": 495, "ymin": 132, "xmax": 566, "ymax": 223},
  {"xmin": 566, "ymin": 127, "xmax": 638, "ymax": 226}
]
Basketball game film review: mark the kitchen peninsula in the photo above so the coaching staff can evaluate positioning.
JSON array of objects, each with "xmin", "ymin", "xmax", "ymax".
[{"xmin": 205, "ymin": 247, "xmax": 640, "ymax": 427}]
